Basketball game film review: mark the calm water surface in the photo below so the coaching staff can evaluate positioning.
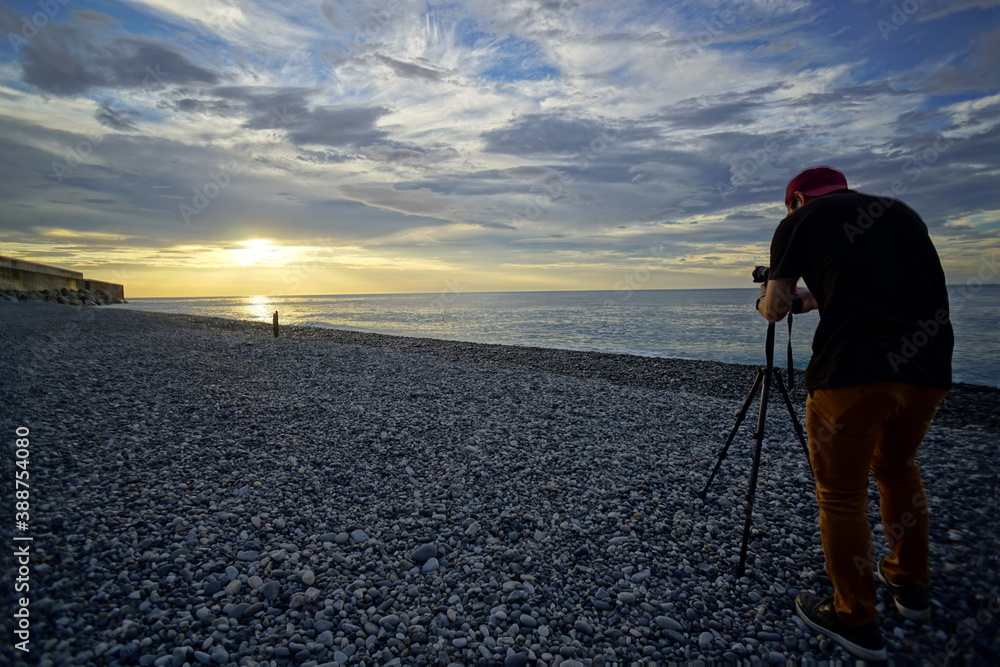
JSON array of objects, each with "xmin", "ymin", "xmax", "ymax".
[{"xmin": 109, "ymin": 287, "xmax": 999, "ymax": 387}]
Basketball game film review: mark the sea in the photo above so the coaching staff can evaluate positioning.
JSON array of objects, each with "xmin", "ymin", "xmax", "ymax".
[{"xmin": 107, "ymin": 287, "xmax": 999, "ymax": 388}]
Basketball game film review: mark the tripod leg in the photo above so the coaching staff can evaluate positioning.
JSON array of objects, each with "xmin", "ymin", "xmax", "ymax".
[
  {"xmin": 773, "ymin": 372, "xmax": 813, "ymax": 478},
  {"xmin": 700, "ymin": 368, "xmax": 765, "ymax": 500},
  {"xmin": 737, "ymin": 366, "xmax": 772, "ymax": 577}
]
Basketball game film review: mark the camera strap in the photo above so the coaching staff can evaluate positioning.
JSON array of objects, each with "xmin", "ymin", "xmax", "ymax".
[{"xmin": 786, "ymin": 314, "xmax": 795, "ymax": 389}]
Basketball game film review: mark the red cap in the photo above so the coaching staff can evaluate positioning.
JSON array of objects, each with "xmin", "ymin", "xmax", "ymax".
[{"xmin": 784, "ymin": 166, "xmax": 848, "ymax": 204}]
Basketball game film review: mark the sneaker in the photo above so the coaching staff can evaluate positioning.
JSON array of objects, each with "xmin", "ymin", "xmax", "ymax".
[
  {"xmin": 796, "ymin": 593, "xmax": 887, "ymax": 661},
  {"xmin": 876, "ymin": 558, "xmax": 932, "ymax": 621}
]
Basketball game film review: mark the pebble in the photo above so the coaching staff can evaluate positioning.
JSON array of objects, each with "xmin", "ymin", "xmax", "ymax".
[
  {"xmin": 663, "ymin": 630, "xmax": 688, "ymax": 644},
  {"xmin": 504, "ymin": 654, "xmax": 529, "ymax": 667},
  {"xmin": 656, "ymin": 615, "xmax": 683, "ymax": 631},
  {"xmin": 260, "ymin": 581, "xmax": 280, "ymax": 601},
  {"xmin": 3, "ymin": 303, "xmax": 993, "ymax": 666},
  {"xmin": 411, "ymin": 544, "xmax": 437, "ymax": 564}
]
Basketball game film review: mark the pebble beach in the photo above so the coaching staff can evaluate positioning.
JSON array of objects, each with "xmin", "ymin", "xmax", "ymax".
[{"xmin": 1, "ymin": 301, "xmax": 997, "ymax": 666}]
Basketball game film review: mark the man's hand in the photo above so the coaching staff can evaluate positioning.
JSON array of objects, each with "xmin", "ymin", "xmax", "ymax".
[
  {"xmin": 796, "ymin": 287, "xmax": 818, "ymax": 313},
  {"xmin": 757, "ymin": 278, "xmax": 817, "ymax": 321}
]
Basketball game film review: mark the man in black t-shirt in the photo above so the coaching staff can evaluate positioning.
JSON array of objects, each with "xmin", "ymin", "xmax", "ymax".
[{"xmin": 756, "ymin": 166, "xmax": 952, "ymax": 661}]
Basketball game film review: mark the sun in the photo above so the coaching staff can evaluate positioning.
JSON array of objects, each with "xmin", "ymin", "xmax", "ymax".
[{"xmin": 233, "ymin": 238, "xmax": 274, "ymax": 266}]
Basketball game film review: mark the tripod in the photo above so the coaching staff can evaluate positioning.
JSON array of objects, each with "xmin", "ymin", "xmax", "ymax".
[{"xmin": 699, "ymin": 318, "xmax": 812, "ymax": 576}]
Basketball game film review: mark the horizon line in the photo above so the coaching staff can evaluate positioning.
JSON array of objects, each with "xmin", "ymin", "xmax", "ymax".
[
  {"xmin": 119, "ymin": 284, "xmax": 1000, "ymax": 299},
  {"xmin": 122, "ymin": 286, "xmax": 767, "ymax": 299}
]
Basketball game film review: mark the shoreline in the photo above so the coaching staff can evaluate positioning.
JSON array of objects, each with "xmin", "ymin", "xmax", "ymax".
[
  {"xmin": 107, "ymin": 296, "xmax": 1000, "ymax": 392},
  {"xmin": 2, "ymin": 301, "xmax": 997, "ymax": 665},
  {"xmin": 122, "ymin": 305, "xmax": 1000, "ymax": 434}
]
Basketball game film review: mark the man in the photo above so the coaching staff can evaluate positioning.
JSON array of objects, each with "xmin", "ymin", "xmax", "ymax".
[{"xmin": 756, "ymin": 166, "xmax": 953, "ymax": 661}]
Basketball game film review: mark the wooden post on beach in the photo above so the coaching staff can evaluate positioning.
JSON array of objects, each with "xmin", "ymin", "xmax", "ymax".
[{"xmin": 273, "ymin": 310, "xmax": 279, "ymax": 337}]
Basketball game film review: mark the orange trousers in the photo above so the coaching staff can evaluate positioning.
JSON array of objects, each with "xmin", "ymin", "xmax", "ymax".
[{"xmin": 805, "ymin": 381, "xmax": 948, "ymax": 625}]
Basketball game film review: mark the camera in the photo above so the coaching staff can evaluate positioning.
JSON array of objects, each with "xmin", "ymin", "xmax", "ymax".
[{"xmin": 752, "ymin": 265, "xmax": 770, "ymax": 283}]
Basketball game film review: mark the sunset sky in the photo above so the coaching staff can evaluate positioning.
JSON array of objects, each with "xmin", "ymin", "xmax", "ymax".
[{"xmin": 1, "ymin": 0, "xmax": 997, "ymax": 297}]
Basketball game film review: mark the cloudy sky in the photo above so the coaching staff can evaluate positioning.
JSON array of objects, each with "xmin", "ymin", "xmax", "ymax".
[{"xmin": 1, "ymin": 0, "xmax": 997, "ymax": 297}]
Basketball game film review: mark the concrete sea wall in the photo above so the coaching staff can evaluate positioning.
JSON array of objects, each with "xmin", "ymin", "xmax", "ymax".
[
  {"xmin": 83, "ymin": 279, "xmax": 126, "ymax": 302},
  {"xmin": 0, "ymin": 255, "xmax": 84, "ymax": 291},
  {"xmin": 0, "ymin": 255, "xmax": 125, "ymax": 304}
]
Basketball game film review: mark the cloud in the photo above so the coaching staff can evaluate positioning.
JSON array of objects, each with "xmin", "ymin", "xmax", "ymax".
[
  {"xmin": 118, "ymin": 0, "xmax": 315, "ymax": 53},
  {"xmin": 0, "ymin": 8, "xmax": 218, "ymax": 95},
  {"xmin": 656, "ymin": 96, "xmax": 762, "ymax": 129},
  {"xmin": 334, "ymin": 183, "xmax": 461, "ymax": 223},
  {"xmin": 205, "ymin": 87, "xmax": 312, "ymax": 124},
  {"xmin": 284, "ymin": 106, "xmax": 391, "ymax": 148},
  {"xmin": 481, "ymin": 113, "xmax": 652, "ymax": 157},
  {"xmin": 783, "ymin": 81, "xmax": 907, "ymax": 109},
  {"xmin": 363, "ymin": 144, "xmax": 459, "ymax": 166},
  {"xmin": 164, "ymin": 86, "xmax": 392, "ymax": 148},
  {"xmin": 372, "ymin": 55, "xmax": 446, "ymax": 81},
  {"xmin": 914, "ymin": 27, "xmax": 1000, "ymax": 95},
  {"xmin": 95, "ymin": 99, "xmax": 141, "ymax": 131},
  {"xmin": 917, "ymin": 0, "xmax": 1000, "ymax": 22},
  {"xmin": 0, "ymin": 0, "xmax": 996, "ymax": 294}
]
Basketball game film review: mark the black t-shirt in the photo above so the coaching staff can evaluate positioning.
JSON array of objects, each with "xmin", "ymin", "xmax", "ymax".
[{"xmin": 770, "ymin": 190, "xmax": 953, "ymax": 390}]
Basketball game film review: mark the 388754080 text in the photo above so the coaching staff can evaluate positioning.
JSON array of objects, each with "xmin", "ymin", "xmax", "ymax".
[{"xmin": 13, "ymin": 425, "xmax": 33, "ymax": 653}]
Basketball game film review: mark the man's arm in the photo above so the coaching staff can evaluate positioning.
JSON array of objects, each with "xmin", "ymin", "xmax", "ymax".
[{"xmin": 757, "ymin": 278, "xmax": 817, "ymax": 321}]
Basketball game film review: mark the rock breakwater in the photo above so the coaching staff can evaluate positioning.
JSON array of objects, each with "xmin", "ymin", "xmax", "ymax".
[{"xmin": 2, "ymin": 287, "xmax": 125, "ymax": 306}]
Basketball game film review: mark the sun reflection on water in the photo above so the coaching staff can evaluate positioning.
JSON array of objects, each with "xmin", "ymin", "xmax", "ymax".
[{"xmin": 239, "ymin": 295, "xmax": 275, "ymax": 321}]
